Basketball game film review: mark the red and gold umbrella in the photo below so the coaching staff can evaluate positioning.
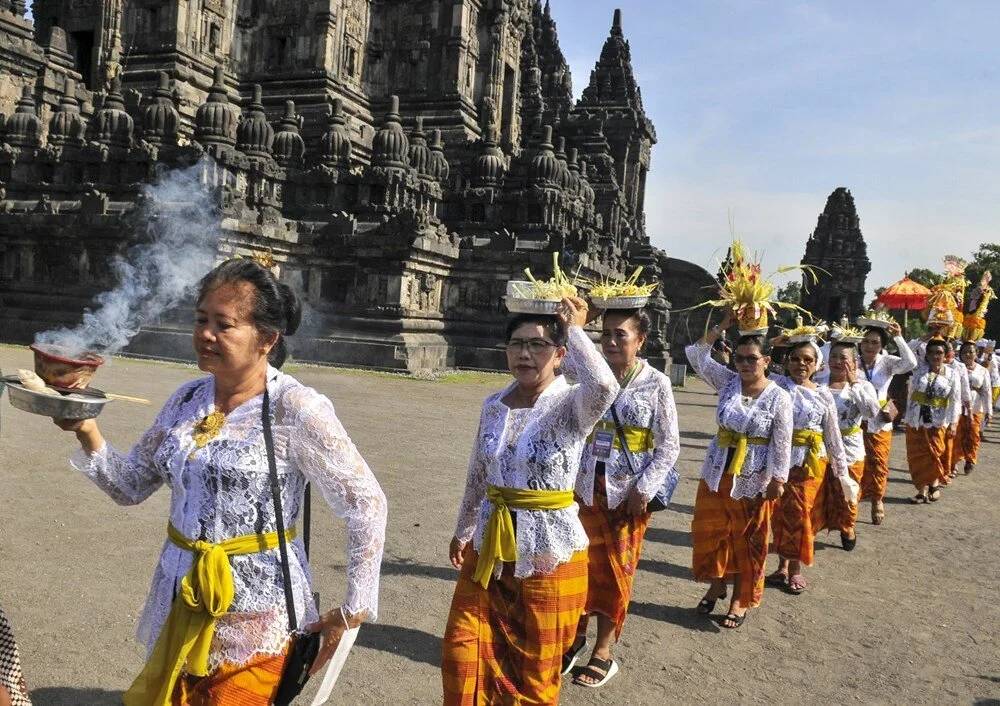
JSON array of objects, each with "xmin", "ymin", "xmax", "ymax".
[{"xmin": 876, "ymin": 275, "xmax": 933, "ymax": 326}]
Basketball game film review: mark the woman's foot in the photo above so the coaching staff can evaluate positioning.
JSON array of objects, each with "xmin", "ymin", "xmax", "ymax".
[
  {"xmin": 720, "ymin": 610, "xmax": 747, "ymax": 629},
  {"xmin": 765, "ymin": 569, "xmax": 789, "ymax": 588},
  {"xmin": 910, "ymin": 492, "xmax": 927, "ymax": 504},
  {"xmin": 561, "ymin": 633, "xmax": 588, "ymax": 676},
  {"xmin": 696, "ymin": 584, "xmax": 727, "ymax": 615},
  {"xmin": 872, "ymin": 500, "xmax": 885, "ymax": 525},
  {"xmin": 965, "ymin": 461, "xmax": 974, "ymax": 474},
  {"xmin": 573, "ymin": 650, "xmax": 619, "ymax": 687},
  {"xmin": 787, "ymin": 574, "xmax": 808, "ymax": 594},
  {"xmin": 840, "ymin": 530, "xmax": 857, "ymax": 551},
  {"xmin": 928, "ymin": 485, "xmax": 942, "ymax": 502}
]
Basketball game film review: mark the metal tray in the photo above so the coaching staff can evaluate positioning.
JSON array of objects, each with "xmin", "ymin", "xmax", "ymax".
[
  {"xmin": 590, "ymin": 295, "xmax": 650, "ymax": 310},
  {"xmin": 3, "ymin": 377, "xmax": 111, "ymax": 419},
  {"xmin": 504, "ymin": 297, "xmax": 561, "ymax": 314},
  {"xmin": 856, "ymin": 317, "xmax": 892, "ymax": 330}
]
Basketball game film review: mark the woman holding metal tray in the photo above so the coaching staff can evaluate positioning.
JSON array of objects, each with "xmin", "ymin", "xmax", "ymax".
[{"xmin": 54, "ymin": 257, "xmax": 387, "ymax": 705}]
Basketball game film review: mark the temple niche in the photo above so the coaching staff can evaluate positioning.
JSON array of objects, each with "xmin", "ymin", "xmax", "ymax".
[
  {"xmin": 800, "ymin": 187, "xmax": 872, "ymax": 323},
  {"xmin": 0, "ymin": 1, "xmax": 670, "ymax": 373}
]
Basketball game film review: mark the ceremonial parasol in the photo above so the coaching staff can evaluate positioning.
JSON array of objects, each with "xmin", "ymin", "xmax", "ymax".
[{"xmin": 875, "ymin": 275, "xmax": 932, "ymax": 327}]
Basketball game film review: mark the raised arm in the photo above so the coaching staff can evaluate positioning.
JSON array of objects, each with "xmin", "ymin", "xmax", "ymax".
[
  {"xmin": 888, "ymin": 334, "xmax": 918, "ymax": 375},
  {"xmin": 561, "ymin": 307, "xmax": 619, "ymax": 434},
  {"xmin": 820, "ymin": 393, "xmax": 850, "ymax": 479},
  {"xmin": 289, "ymin": 389, "xmax": 387, "ymax": 622},
  {"xmin": 850, "ymin": 380, "xmax": 883, "ymax": 421},
  {"xmin": 635, "ymin": 376, "xmax": 681, "ymax": 501},
  {"xmin": 66, "ymin": 381, "xmax": 200, "ymax": 505}
]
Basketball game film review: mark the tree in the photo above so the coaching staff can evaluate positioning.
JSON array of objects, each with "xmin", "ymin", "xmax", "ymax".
[{"xmin": 906, "ymin": 268, "xmax": 943, "ymax": 288}]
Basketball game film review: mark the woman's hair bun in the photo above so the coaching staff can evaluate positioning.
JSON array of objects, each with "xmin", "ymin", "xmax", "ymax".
[{"xmin": 278, "ymin": 282, "xmax": 302, "ymax": 336}]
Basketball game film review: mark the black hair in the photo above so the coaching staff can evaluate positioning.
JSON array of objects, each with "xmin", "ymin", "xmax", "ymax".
[
  {"xmin": 735, "ymin": 334, "xmax": 771, "ymax": 356},
  {"xmin": 603, "ymin": 308, "xmax": 652, "ymax": 336},
  {"xmin": 925, "ymin": 338, "xmax": 949, "ymax": 356},
  {"xmin": 196, "ymin": 257, "xmax": 302, "ymax": 368},
  {"xmin": 504, "ymin": 313, "xmax": 568, "ymax": 347},
  {"xmin": 959, "ymin": 340, "xmax": 977, "ymax": 354},
  {"xmin": 787, "ymin": 340, "xmax": 819, "ymax": 360},
  {"xmin": 862, "ymin": 326, "xmax": 890, "ymax": 348},
  {"xmin": 830, "ymin": 340, "xmax": 858, "ymax": 359}
]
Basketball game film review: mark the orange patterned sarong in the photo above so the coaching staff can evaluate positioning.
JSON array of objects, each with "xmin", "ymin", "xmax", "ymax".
[
  {"xmin": 861, "ymin": 427, "xmax": 893, "ymax": 502},
  {"xmin": 578, "ymin": 470, "xmax": 651, "ymax": 640},
  {"xmin": 771, "ymin": 463, "xmax": 825, "ymax": 566},
  {"xmin": 957, "ymin": 413, "xmax": 983, "ymax": 465},
  {"xmin": 906, "ymin": 426, "xmax": 948, "ymax": 489},
  {"xmin": 442, "ymin": 547, "xmax": 588, "ymax": 705},
  {"xmin": 691, "ymin": 474, "xmax": 773, "ymax": 608},
  {"xmin": 172, "ymin": 648, "xmax": 287, "ymax": 706},
  {"xmin": 813, "ymin": 460, "xmax": 864, "ymax": 535},
  {"xmin": 942, "ymin": 427, "xmax": 957, "ymax": 481}
]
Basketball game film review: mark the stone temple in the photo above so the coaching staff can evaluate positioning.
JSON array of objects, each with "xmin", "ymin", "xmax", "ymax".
[{"xmin": 0, "ymin": 0, "xmax": 672, "ymax": 372}]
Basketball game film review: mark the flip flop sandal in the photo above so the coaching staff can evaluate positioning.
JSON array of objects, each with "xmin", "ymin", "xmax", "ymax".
[
  {"xmin": 787, "ymin": 574, "xmax": 807, "ymax": 594},
  {"xmin": 561, "ymin": 636, "xmax": 588, "ymax": 676},
  {"xmin": 720, "ymin": 612, "xmax": 747, "ymax": 629},
  {"xmin": 928, "ymin": 487, "xmax": 941, "ymax": 502},
  {"xmin": 965, "ymin": 462, "xmax": 975, "ymax": 475},
  {"xmin": 840, "ymin": 531, "xmax": 857, "ymax": 551},
  {"xmin": 696, "ymin": 590, "xmax": 727, "ymax": 615},
  {"xmin": 573, "ymin": 656, "xmax": 620, "ymax": 688},
  {"xmin": 765, "ymin": 570, "xmax": 789, "ymax": 588},
  {"xmin": 910, "ymin": 493, "xmax": 927, "ymax": 504}
]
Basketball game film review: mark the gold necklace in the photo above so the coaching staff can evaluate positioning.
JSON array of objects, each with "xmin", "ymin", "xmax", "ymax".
[{"xmin": 192, "ymin": 410, "xmax": 227, "ymax": 449}]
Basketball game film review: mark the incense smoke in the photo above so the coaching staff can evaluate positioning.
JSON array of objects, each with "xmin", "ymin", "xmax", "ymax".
[{"xmin": 34, "ymin": 161, "xmax": 220, "ymax": 358}]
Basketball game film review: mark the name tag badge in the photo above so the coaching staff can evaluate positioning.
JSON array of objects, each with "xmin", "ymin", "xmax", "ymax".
[{"xmin": 592, "ymin": 427, "xmax": 615, "ymax": 460}]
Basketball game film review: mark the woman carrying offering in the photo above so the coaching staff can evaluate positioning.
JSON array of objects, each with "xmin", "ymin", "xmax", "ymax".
[
  {"xmin": 767, "ymin": 336, "xmax": 852, "ymax": 595},
  {"xmin": 857, "ymin": 320, "xmax": 917, "ymax": 525},
  {"xmin": 56, "ymin": 258, "xmax": 387, "ymax": 705},
  {"xmin": 442, "ymin": 297, "xmax": 619, "ymax": 705},
  {"xmin": 905, "ymin": 339, "xmax": 962, "ymax": 503},
  {"xmin": 956, "ymin": 341, "xmax": 991, "ymax": 474},
  {"xmin": 687, "ymin": 309, "xmax": 792, "ymax": 629},
  {"xmin": 568, "ymin": 309, "xmax": 680, "ymax": 688},
  {"xmin": 817, "ymin": 341, "xmax": 881, "ymax": 550}
]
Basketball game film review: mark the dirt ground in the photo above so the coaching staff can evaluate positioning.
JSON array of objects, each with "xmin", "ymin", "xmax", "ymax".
[{"xmin": 1, "ymin": 345, "xmax": 998, "ymax": 705}]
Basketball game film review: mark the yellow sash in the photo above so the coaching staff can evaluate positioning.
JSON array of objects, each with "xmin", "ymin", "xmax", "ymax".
[
  {"xmin": 792, "ymin": 428, "xmax": 826, "ymax": 479},
  {"xmin": 123, "ymin": 523, "xmax": 296, "ymax": 706},
  {"xmin": 716, "ymin": 427, "xmax": 769, "ymax": 476},
  {"xmin": 911, "ymin": 391, "xmax": 948, "ymax": 409},
  {"xmin": 587, "ymin": 420, "xmax": 656, "ymax": 453},
  {"xmin": 840, "ymin": 425, "xmax": 862, "ymax": 436},
  {"xmin": 473, "ymin": 485, "xmax": 575, "ymax": 589}
]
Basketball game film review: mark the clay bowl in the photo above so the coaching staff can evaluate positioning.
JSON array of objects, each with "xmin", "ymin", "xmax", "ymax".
[{"xmin": 29, "ymin": 344, "xmax": 105, "ymax": 389}]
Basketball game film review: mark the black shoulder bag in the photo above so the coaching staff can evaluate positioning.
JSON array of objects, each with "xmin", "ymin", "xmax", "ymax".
[
  {"xmin": 261, "ymin": 386, "xmax": 322, "ymax": 705},
  {"xmin": 608, "ymin": 403, "xmax": 668, "ymax": 513}
]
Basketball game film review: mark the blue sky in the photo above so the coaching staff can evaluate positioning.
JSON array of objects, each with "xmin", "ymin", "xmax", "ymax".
[{"xmin": 553, "ymin": 0, "xmax": 1000, "ymax": 297}]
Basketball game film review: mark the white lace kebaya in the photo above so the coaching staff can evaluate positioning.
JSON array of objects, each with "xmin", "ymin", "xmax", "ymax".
[
  {"xmin": 904, "ymin": 363, "xmax": 962, "ymax": 428},
  {"xmin": 70, "ymin": 366, "xmax": 387, "ymax": 671},
  {"xmin": 772, "ymin": 375, "xmax": 850, "ymax": 479},
  {"xmin": 454, "ymin": 325, "xmax": 619, "ymax": 580},
  {"xmin": 858, "ymin": 336, "xmax": 918, "ymax": 433},
  {"xmin": 576, "ymin": 359, "xmax": 680, "ymax": 509},
  {"xmin": 826, "ymin": 381, "xmax": 881, "ymax": 464},
  {"xmin": 684, "ymin": 341, "xmax": 793, "ymax": 499},
  {"xmin": 965, "ymin": 363, "xmax": 992, "ymax": 416}
]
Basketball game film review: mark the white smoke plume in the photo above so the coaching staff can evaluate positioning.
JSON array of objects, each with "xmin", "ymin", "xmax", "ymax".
[{"xmin": 34, "ymin": 160, "xmax": 220, "ymax": 358}]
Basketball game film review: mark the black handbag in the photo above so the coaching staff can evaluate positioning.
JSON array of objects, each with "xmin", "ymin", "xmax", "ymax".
[
  {"xmin": 608, "ymin": 402, "xmax": 669, "ymax": 513},
  {"xmin": 261, "ymin": 386, "xmax": 322, "ymax": 705}
]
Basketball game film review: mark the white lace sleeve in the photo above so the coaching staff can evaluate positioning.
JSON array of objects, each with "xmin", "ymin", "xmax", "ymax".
[
  {"xmin": 820, "ymin": 393, "xmax": 849, "ymax": 478},
  {"xmin": 850, "ymin": 381, "xmax": 883, "ymax": 420},
  {"xmin": 564, "ymin": 325, "xmax": 619, "ymax": 434},
  {"xmin": 960, "ymin": 365, "xmax": 972, "ymax": 406},
  {"xmin": 684, "ymin": 341, "xmax": 736, "ymax": 392},
  {"xmin": 767, "ymin": 390, "xmax": 793, "ymax": 482},
  {"xmin": 636, "ymin": 376, "xmax": 680, "ymax": 501},
  {"xmin": 946, "ymin": 371, "xmax": 962, "ymax": 423},
  {"xmin": 454, "ymin": 402, "xmax": 490, "ymax": 544},
  {"xmin": 889, "ymin": 336, "xmax": 918, "ymax": 374},
  {"xmin": 287, "ymin": 389, "xmax": 387, "ymax": 622},
  {"xmin": 68, "ymin": 382, "xmax": 194, "ymax": 505}
]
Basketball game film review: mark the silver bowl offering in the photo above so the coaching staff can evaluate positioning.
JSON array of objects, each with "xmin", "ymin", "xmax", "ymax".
[
  {"xmin": 590, "ymin": 295, "xmax": 650, "ymax": 310},
  {"xmin": 4, "ymin": 377, "xmax": 111, "ymax": 420}
]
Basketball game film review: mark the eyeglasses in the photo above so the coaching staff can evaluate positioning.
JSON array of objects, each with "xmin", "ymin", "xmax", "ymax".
[
  {"xmin": 733, "ymin": 354, "xmax": 763, "ymax": 365},
  {"xmin": 506, "ymin": 338, "xmax": 557, "ymax": 354}
]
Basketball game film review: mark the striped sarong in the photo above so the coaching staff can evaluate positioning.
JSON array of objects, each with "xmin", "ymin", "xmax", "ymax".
[
  {"xmin": 957, "ymin": 413, "xmax": 983, "ymax": 465},
  {"xmin": 442, "ymin": 548, "xmax": 588, "ymax": 705},
  {"xmin": 772, "ymin": 462, "xmax": 825, "ymax": 565},
  {"xmin": 171, "ymin": 648, "xmax": 287, "ymax": 705},
  {"xmin": 578, "ymin": 469, "xmax": 650, "ymax": 639},
  {"xmin": 861, "ymin": 426, "xmax": 893, "ymax": 502},
  {"xmin": 813, "ymin": 460, "xmax": 864, "ymax": 535},
  {"xmin": 906, "ymin": 426, "xmax": 948, "ymax": 489},
  {"xmin": 691, "ymin": 474, "xmax": 773, "ymax": 608}
]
